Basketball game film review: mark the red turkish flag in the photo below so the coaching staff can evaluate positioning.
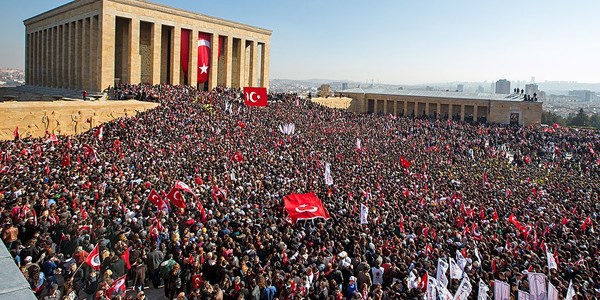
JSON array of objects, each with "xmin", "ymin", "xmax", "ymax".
[
  {"xmin": 174, "ymin": 181, "xmax": 193, "ymax": 194},
  {"xmin": 148, "ymin": 189, "xmax": 169, "ymax": 211},
  {"xmin": 85, "ymin": 244, "xmax": 101, "ymax": 270},
  {"xmin": 283, "ymin": 192, "xmax": 331, "ymax": 223},
  {"xmin": 399, "ymin": 156, "xmax": 411, "ymax": 169},
  {"xmin": 121, "ymin": 247, "xmax": 131, "ymax": 270},
  {"xmin": 197, "ymin": 32, "xmax": 211, "ymax": 83},
  {"xmin": 232, "ymin": 151, "xmax": 244, "ymax": 163},
  {"xmin": 243, "ymin": 87, "xmax": 268, "ymax": 107},
  {"xmin": 192, "ymin": 274, "xmax": 203, "ymax": 289},
  {"xmin": 13, "ymin": 127, "xmax": 19, "ymax": 140},
  {"xmin": 107, "ymin": 274, "xmax": 127, "ymax": 298},
  {"xmin": 195, "ymin": 176, "xmax": 203, "ymax": 185},
  {"xmin": 61, "ymin": 154, "xmax": 71, "ymax": 167},
  {"xmin": 166, "ymin": 187, "xmax": 186, "ymax": 209}
]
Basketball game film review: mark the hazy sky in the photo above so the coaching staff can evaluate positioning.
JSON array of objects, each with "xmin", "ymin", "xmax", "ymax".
[{"xmin": 1, "ymin": 0, "xmax": 599, "ymax": 84}]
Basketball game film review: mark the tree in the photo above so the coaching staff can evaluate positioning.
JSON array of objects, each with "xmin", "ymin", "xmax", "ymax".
[
  {"xmin": 541, "ymin": 111, "xmax": 565, "ymax": 126},
  {"xmin": 588, "ymin": 113, "xmax": 600, "ymax": 129},
  {"xmin": 317, "ymin": 84, "xmax": 332, "ymax": 98},
  {"xmin": 567, "ymin": 108, "xmax": 589, "ymax": 127}
]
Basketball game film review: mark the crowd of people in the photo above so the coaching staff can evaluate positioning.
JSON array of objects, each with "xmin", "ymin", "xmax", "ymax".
[{"xmin": 0, "ymin": 83, "xmax": 598, "ymax": 300}]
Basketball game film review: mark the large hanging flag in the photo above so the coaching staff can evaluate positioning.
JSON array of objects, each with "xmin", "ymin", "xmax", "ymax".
[
  {"xmin": 244, "ymin": 87, "xmax": 268, "ymax": 107},
  {"xmin": 527, "ymin": 272, "xmax": 547, "ymax": 300},
  {"xmin": 197, "ymin": 32, "xmax": 211, "ymax": 83},
  {"xmin": 106, "ymin": 274, "xmax": 127, "ymax": 298},
  {"xmin": 85, "ymin": 244, "xmax": 101, "ymax": 270},
  {"xmin": 477, "ymin": 279, "xmax": 489, "ymax": 300},
  {"xmin": 493, "ymin": 280, "xmax": 510, "ymax": 300},
  {"xmin": 283, "ymin": 192, "xmax": 331, "ymax": 223},
  {"xmin": 453, "ymin": 276, "xmax": 472, "ymax": 300}
]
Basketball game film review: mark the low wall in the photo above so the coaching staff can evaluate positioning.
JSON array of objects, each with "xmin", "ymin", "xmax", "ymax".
[{"xmin": 0, "ymin": 100, "xmax": 158, "ymax": 140}]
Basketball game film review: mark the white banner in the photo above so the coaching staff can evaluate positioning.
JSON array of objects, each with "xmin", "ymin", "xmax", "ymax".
[
  {"xmin": 426, "ymin": 273, "xmax": 437, "ymax": 300},
  {"xmin": 437, "ymin": 281, "xmax": 454, "ymax": 300},
  {"xmin": 474, "ymin": 244, "xmax": 482, "ymax": 264},
  {"xmin": 453, "ymin": 277, "xmax": 472, "ymax": 300},
  {"xmin": 449, "ymin": 257, "xmax": 462, "ymax": 280},
  {"xmin": 408, "ymin": 270, "xmax": 418, "ymax": 291},
  {"xmin": 546, "ymin": 248, "xmax": 557, "ymax": 270},
  {"xmin": 324, "ymin": 162, "xmax": 334, "ymax": 186},
  {"xmin": 493, "ymin": 280, "xmax": 510, "ymax": 300},
  {"xmin": 527, "ymin": 272, "xmax": 547, "ymax": 300},
  {"xmin": 517, "ymin": 290, "xmax": 530, "ymax": 300},
  {"xmin": 356, "ymin": 138, "xmax": 362, "ymax": 150},
  {"xmin": 477, "ymin": 279, "xmax": 489, "ymax": 300},
  {"xmin": 360, "ymin": 204, "xmax": 368, "ymax": 224},
  {"xmin": 437, "ymin": 258, "xmax": 449, "ymax": 288},
  {"xmin": 565, "ymin": 280, "xmax": 575, "ymax": 300},
  {"xmin": 547, "ymin": 281, "xmax": 558, "ymax": 300},
  {"xmin": 456, "ymin": 250, "xmax": 467, "ymax": 270}
]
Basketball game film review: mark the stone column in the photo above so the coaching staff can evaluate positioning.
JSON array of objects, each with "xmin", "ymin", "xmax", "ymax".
[
  {"xmin": 460, "ymin": 105, "xmax": 465, "ymax": 121},
  {"xmin": 53, "ymin": 26, "xmax": 59, "ymax": 88},
  {"xmin": 425, "ymin": 102, "xmax": 429, "ymax": 116},
  {"xmin": 236, "ymin": 38, "xmax": 246, "ymax": 88},
  {"xmin": 151, "ymin": 23, "xmax": 162, "ymax": 85},
  {"xmin": 89, "ymin": 16, "xmax": 99, "ymax": 91},
  {"xmin": 81, "ymin": 18, "xmax": 89, "ymax": 90},
  {"xmin": 249, "ymin": 40, "xmax": 258, "ymax": 86},
  {"xmin": 260, "ymin": 42, "xmax": 269, "ymax": 89},
  {"xmin": 69, "ymin": 22, "xmax": 76, "ymax": 90},
  {"xmin": 403, "ymin": 101, "xmax": 408, "ymax": 116},
  {"xmin": 473, "ymin": 105, "xmax": 478, "ymax": 122},
  {"xmin": 129, "ymin": 18, "xmax": 141, "ymax": 85},
  {"xmin": 383, "ymin": 99, "xmax": 388, "ymax": 114},
  {"xmin": 25, "ymin": 33, "xmax": 30, "ymax": 85},
  {"xmin": 100, "ymin": 14, "xmax": 115, "ymax": 91},
  {"xmin": 55, "ymin": 26, "xmax": 61, "ymax": 88},
  {"xmin": 437, "ymin": 103, "xmax": 441, "ymax": 119},
  {"xmin": 189, "ymin": 29, "xmax": 198, "ymax": 88},
  {"xmin": 222, "ymin": 36, "xmax": 232, "ymax": 87},
  {"xmin": 448, "ymin": 104, "xmax": 453, "ymax": 119},
  {"xmin": 171, "ymin": 25, "xmax": 181, "ymax": 85},
  {"xmin": 75, "ymin": 20, "xmax": 82, "ymax": 90},
  {"xmin": 208, "ymin": 33, "xmax": 219, "ymax": 89},
  {"xmin": 40, "ymin": 29, "xmax": 46, "ymax": 87}
]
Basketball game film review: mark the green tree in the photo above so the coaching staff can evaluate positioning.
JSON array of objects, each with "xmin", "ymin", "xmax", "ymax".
[
  {"xmin": 588, "ymin": 113, "xmax": 600, "ymax": 129},
  {"xmin": 541, "ymin": 111, "xmax": 565, "ymax": 126},
  {"xmin": 567, "ymin": 108, "xmax": 589, "ymax": 127}
]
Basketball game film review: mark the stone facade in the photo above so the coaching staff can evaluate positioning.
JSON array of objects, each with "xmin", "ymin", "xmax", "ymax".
[
  {"xmin": 339, "ymin": 90, "xmax": 542, "ymax": 126},
  {"xmin": 23, "ymin": 0, "xmax": 272, "ymax": 92}
]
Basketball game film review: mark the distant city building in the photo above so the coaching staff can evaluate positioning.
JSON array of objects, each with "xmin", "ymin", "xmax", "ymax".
[
  {"xmin": 457, "ymin": 84, "xmax": 464, "ymax": 92},
  {"xmin": 525, "ymin": 83, "xmax": 539, "ymax": 96},
  {"xmin": 477, "ymin": 86, "xmax": 485, "ymax": 93},
  {"xmin": 490, "ymin": 82, "xmax": 495, "ymax": 94},
  {"xmin": 568, "ymin": 90, "xmax": 594, "ymax": 102},
  {"xmin": 342, "ymin": 82, "xmax": 349, "ymax": 90},
  {"xmin": 495, "ymin": 79, "xmax": 511, "ymax": 94}
]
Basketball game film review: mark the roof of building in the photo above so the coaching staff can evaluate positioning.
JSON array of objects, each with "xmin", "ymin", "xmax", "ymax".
[
  {"xmin": 340, "ymin": 87, "xmax": 533, "ymax": 102},
  {"xmin": 0, "ymin": 242, "xmax": 37, "ymax": 300}
]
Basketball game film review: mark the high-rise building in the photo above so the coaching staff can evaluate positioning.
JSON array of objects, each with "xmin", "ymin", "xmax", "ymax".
[
  {"xmin": 568, "ymin": 90, "xmax": 594, "ymax": 102},
  {"xmin": 495, "ymin": 79, "xmax": 511, "ymax": 94},
  {"xmin": 342, "ymin": 82, "xmax": 349, "ymax": 90},
  {"xmin": 525, "ymin": 84, "xmax": 539, "ymax": 96}
]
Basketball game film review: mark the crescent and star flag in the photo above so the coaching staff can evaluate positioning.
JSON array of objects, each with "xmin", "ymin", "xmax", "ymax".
[
  {"xmin": 166, "ymin": 186, "xmax": 186, "ymax": 209},
  {"xmin": 243, "ymin": 87, "xmax": 268, "ymax": 107},
  {"xmin": 360, "ymin": 203, "xmax": 369, "ymax": 224},
  {"xmin": 174, "ymin": 181, "xmax": 193, "ymax": 194},
  {"xmin": 197, "ymin": 32, "xmax": 211, "ymax": 83},
  {"xmin": 283, "ymin": 192, "xmax": 331, "ymax": 223},
  {"xmin": 399, "ymin": 156, "xmax": 411, "ymax": 169},
  {"xmin": 148, "ymin": 189, "xmax": 169, "ymax": 212},
  {"xmin": 94, "ymin": 126, "xmax": 104, "ymax": 141},
  {"xmin": 107, "ymin": 274, "xmax": 127, "ymax": 298},
  {"xmin": 493, "ymin": 280, "xmax": 510, "ymax": 300},
  {"xmin": 45, "ymin": 133, "xmax": 58, "ymax": 143},
  {"xmin": 232, "ymin": 151, "xmax": 244, "ymax": 163},
  {"xmin": 61, "ymin": 153, "xmax": 71, "ymax": 167},
  {"xmin": 192, "ymin": 274, "xmax": 203, "ymax": 289},
  {"xmin": 85, "ymin": 243, "xmax": 101, "ymax": 270},
  {"xmin": 82, "ymin": 144, "xmax": 97, "ymax": 161}
]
